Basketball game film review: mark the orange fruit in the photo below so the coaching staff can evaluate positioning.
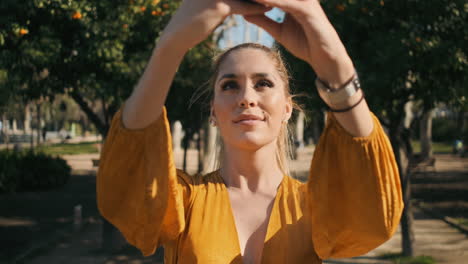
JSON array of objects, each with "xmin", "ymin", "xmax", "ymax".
[
  {"xmin": 72, "ymin": 12, "xmax": 82, "ymax": 19},
  {"xmin": 19, "ymin": 28, "xmax": 28, "ymax": 35}
]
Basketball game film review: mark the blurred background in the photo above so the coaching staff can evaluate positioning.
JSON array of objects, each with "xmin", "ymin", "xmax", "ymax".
[{"xmin": 0, "ymin": 0, "xmax": 467, "ymax": 263}]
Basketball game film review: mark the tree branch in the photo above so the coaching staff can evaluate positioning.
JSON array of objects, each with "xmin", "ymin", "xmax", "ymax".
[{"xmin": 70, "ymin": 90, "xmax": 108, "ymax": 136}]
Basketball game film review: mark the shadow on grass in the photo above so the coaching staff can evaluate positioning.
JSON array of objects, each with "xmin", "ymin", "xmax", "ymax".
[
  {"xmin": 378, "ymin": 252, "xmax": 435, "ymax": 264},
  {"xmin": 104, "ymin": 245, "xmax": 164, "ymax": 264}
]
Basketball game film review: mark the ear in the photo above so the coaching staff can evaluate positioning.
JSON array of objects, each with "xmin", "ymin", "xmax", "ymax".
[
  {"xmin": 210, "ymin": 100, "xmax": 216, "ymax": 118},
  {"xmin": 284, "ymin": 97, "xmax": 293, "ymax": 122}
]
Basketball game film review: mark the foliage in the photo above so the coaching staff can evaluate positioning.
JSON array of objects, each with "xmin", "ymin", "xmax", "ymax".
[
  {"xmin": 431, "ymin": 117, "xmax": 459, "ymax": 142},
  {"xmin": 322, "ymin": 0, "xmax": 467, "ymax": 120},
  {"xmin": 0, "ymin": 150, "xmax": 71, "ymax": 193},
  {"xmin": 167, "ymin": 41, "xmax": 216, "ymax": 139},
  {"xmin": 1, "ymin": 0, "xmax": 214, "ymax": 136},
  {"xmin": 278, "ymin": 0, "xmax": 467, "ymax": 127},
  {"xmin": 0, "ymin": 151, "xmax": 19, "ymax": 193}
]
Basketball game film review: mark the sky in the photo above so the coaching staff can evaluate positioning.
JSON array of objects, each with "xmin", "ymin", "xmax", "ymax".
[{"xmin": 217, "ymin": 8, "xmax": 285, "ymax": 49}]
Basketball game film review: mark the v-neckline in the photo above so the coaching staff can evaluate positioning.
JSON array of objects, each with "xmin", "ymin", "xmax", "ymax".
[{"xmin": 215, "ymin": 171, "xmax": 287, "ymax": 264}]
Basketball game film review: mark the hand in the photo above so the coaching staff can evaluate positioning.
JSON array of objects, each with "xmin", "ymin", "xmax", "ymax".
[
  {"xmin": 160, "ymin": 0, "xmax": 272, "ymax": 52},
  {"xmin": 244, "ymin": 0, "xmax": 355, "ymax": 87}
]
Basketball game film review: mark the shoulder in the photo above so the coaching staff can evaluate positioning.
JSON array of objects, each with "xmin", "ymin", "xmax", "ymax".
[
  {"xmin": 282, "ymin": 175, "xmax": 309, "ymax": 197},
  {"xmin": 285, "ymin": 175, "xmax": 306, "ymax": 188}
]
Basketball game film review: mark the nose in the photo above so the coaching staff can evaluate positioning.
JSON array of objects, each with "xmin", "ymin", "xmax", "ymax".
[{"xmin": 237, "ymin": 85, "xmax": 258, "ymax": 108}]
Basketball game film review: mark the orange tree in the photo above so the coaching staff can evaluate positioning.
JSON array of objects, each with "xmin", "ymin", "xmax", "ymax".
[
  {"xmin": 281, "ymin": 0, "xmax": 467, "ymax": 256},
  {"xmin": 0, "ymin": 0, "xmax": 213, "ymax": 136}
]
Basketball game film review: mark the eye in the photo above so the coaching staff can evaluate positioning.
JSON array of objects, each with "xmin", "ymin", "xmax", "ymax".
[
  {"xmin": 255, "ymin": 79, "xmax": 274, "ymax": 88},
  {"xmin": 221, "ymin": 81, "xmax": 238, "ymax": 90}
]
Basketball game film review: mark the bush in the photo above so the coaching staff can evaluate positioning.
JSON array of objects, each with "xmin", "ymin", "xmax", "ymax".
[
  {"xmin": 432, "ymin": 118, "xmax": 458, "ymax": 142},
  {"xmin": 0, "ymin": 151, "xmax": 20, "ymax": 193},
  {"xmin": 0, "ymin": 150, "xmax": 71, "ymax": 193}
]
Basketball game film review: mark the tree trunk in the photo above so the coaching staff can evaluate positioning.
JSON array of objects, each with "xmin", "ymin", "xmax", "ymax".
[
  {"xmin": 24, "ymin": 103, "xmax": 31, "ymax": 133},
  {"xmin": 183, "ymin": 132, "xmax": 190, "ymax": 172},
  {"xmin": 203, "ymin": 121, "xmax": 218, "ymax": 173},
  {"xmin": 70, "ymin": 90, "xmax": 108, "ymax": 136},
  {"xmin": 197, "ymin": 129, "xmax": 204, "ymax": 174},
  {"xmin": 296, "ymin": 111, "xmax": 305, "ymax": 147},
  {"xmin": 390, "ymin": 126, "xmax": 414, "ymax": 257},
  {"xmin": 36, "ymin": 102, "xmax": 42, "ymax": 146},
  {"xmin": 420, "ymin": 108, "xmax": 434, "ymax": 159},
  {"xmin": 2, "ymin": 114, "xmax": 9, "ymax": 149},
  {"xmin": 311, "ymin": 110, "xmax": 325, "ymax": 145},
  {"xmin": 24, "ymin": 104, "xmax": 34, "ymax": 149}
]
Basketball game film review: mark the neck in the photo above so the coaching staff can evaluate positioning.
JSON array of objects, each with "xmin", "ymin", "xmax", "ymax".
[{"xmin": 220, "ymin": 140, "xmax": 284, "ymax": 194}]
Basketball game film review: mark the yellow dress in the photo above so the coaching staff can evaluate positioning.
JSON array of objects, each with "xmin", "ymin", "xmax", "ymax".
[{"xmin": 97, "ymin": 107, "xmax": 403, "ymax": 263}]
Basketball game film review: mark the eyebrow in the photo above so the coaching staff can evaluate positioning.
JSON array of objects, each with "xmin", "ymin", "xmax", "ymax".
[{"xmin": 217, "ymin": 73, "xmax": 271, "ymax": 84}]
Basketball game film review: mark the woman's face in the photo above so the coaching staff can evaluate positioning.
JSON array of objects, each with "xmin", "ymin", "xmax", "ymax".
[{"xmin": 212, "ymin": 48, "xmax": 292, "ymax": 151}]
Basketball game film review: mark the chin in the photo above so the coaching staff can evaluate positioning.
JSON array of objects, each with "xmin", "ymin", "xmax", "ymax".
[{"xmin": 230, "ymin": 132, "xmax": 274, "ymax": 151}]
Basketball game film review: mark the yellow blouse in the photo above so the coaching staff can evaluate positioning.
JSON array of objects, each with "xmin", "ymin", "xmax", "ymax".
[{"xmin": 97, "ymin": 107, "xmax": 403, "ymax": 263}]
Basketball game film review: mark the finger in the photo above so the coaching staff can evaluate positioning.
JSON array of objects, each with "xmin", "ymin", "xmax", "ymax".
[
  {"xmin": 226, "ymin": 0, "xmax": 274, "ymax": 15},
  {"xmin": 250, "ymin": 0, "xmax": 303, "ymax": 14},
  {"xmin": 243, "ymin": 14, "xmax": 282, "ymax": 41}
]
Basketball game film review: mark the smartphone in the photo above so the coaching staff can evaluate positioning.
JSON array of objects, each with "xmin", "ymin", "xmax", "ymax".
[{"xmin": 240, "ymin": 0, "xmax": 265, "ymax": 6}]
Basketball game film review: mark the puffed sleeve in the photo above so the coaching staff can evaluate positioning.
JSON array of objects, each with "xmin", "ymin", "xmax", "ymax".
[
  {"xmin": 96, "ymin": 106, "xmax": 190, "ymax": 256},
  {"xmin": 307, "ymin": 112, "xmax": 404, "ymax": 259}
]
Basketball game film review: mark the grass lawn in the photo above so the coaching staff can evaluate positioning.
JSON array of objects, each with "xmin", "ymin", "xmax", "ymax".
[
  {"xmin": 411, "ymin": 141, "xmax": 452, "ymax": 154},
  {"xmin": 455, "ymin": 217, "xmax": 468, "ymax": 228},
  {"xmin": 379, "ymin": 252, "xmax": 436, "ymax": 264},
  {"xmin": 37, "ymin": 141, "xmax": 101, "ymax": 155}
]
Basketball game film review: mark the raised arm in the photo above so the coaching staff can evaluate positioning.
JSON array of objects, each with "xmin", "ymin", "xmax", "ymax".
[
  {"xmin": 98, "ymin": 0, "xmax": 273, "ymax": 256},
  {"xmin": 244, "ymin": 0, "xmax": 403, "ymax": 259},
  {"xmin": 244, "ymin": 0, "xmax": 373, "ymax": 137},
  {"xmin": 122, "ymin": 0, "xmax": 272, "ymax": 130}
]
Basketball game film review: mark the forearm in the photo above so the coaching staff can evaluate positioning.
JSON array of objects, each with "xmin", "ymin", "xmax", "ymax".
[
  {"xmin": 304, "ymin": 2, "xmax": 373, "ymax": 137},
  {"xmin": 330, "ymin": 90, "xmax": 374, "ymax": 137},
  {"xmin": 317, "ymin": 69, "xmax": 374, "ymax": 138},
  {"xmin": 301, "ymin": 1, "xmax": 354, "ymax": 87},
  {"xmin": 122, "ymin": 36, "xmax": 187, "ymax": 130}
]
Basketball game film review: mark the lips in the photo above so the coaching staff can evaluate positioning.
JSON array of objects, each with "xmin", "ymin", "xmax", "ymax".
[{"xmin": 233, "ymin": 114, "xmax": 265, "ymax": 123}]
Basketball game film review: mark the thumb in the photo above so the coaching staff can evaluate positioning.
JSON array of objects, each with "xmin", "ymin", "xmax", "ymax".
[{"xmin": 243, "ymin": 14, "xmax": 282, "ymax": 42}]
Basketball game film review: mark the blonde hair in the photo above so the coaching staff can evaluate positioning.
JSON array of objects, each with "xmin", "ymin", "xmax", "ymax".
[{"xmin": 195, "ymin": 43, "xmax": 303, "ymax": 176}]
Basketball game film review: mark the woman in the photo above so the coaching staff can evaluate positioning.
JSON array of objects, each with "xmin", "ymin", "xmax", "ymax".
[{"xmin": 97, "ymin": 0, "xmax": 403, "ymax": 263}]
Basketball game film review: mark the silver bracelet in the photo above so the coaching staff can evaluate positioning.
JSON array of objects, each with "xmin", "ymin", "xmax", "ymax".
[{"xmin": 315, "ymin": 73, "xmax": 361, "ymax": 104}]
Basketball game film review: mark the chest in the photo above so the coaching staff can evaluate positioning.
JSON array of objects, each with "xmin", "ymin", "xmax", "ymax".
[
  {"xmin": 228, "ymin": 190, "xmax": 276, "ymax": 264},
  {"xmin": 173, "ymin": 180, "xmax": 321, "ymax": 264}
]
